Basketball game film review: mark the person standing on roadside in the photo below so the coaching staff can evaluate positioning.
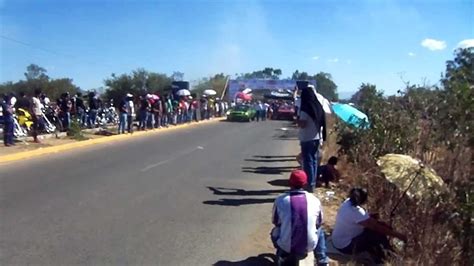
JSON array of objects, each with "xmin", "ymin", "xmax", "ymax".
[
  {"xmin": 30, "ymin": 89, "xmax": 44, "ymax": 143},
  {"xmin": 152, "ymin": 95, "xmax": 163, "ymax": 128},
  {"xmin": 125, "ymin": 93, "xmax": 134, "ymax": 133},
  {"xmin": 75, "ymin": 93, "xmax": 87, "ymax": 127},
  {"xmin": 1, "ymin": 94, "xmax": 15, "ymax": 146},
  {"xmin": 118, "ymin": 96, "xmax": 128, "ymax": 134},
  {"xmin": 88, "ymin": 92, "xmax": 99, "ymax": 128},
  {"xmin": 15, "ymin": 92, "xmax": 31, "ymax": 111},
  {"xmin": 59, "ymin": 92, "xmax": 72, "ymax": 131},
  {"xmin": 191, "ymin": 97, "xmax": 199, "ymax": 122},
  {"xmin": 297, "ymin": 84, "xmax": 326, "ymax": 193},
  {"xmin": 138, "ymin": 95, "xmax": 150, "ymax": 130},
  {"xmin": 254, "ymin": 101, "xmax": 262, "ymax": 122}
]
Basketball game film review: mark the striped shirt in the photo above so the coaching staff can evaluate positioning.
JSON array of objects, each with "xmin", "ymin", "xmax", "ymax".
[{"xmin": 272, "ymin": 190, "xmax": 323, "ymax": 254}]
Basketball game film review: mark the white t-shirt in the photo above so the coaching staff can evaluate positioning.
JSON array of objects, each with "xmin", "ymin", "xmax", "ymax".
[
  {"xmin": 31, "ymin": 97, "xmax": 43, "ymax": 116},
  {"xmin": 332, "ymin": 199, "xmax": 370, "ymax": 249},
  {"xmin": 272, "ymin": 190, "xmax": 323, "ymax": 254},
  {"xmin": 298, "ymin": 111, "xmax": 320, "ymax": 142}
]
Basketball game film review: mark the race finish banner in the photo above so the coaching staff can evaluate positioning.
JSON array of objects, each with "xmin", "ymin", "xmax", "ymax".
[{"xmin": 227, "ymin": 79, "xmax": 315, "ymax": 101}]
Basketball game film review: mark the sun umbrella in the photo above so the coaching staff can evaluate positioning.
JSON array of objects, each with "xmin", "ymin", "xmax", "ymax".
[
  {"xmin": 176, "ymin": 89, "xmax": 191, "ymax": 96},
  {"xmin": 377, "ymin": 154, "xmax": 445, "ymax": 199},
  {"xmin": 377, "ymin": 154, "xmax": 446, "ymax": 218},
  {"xmin": 151, "ymin": 94, "xmax": 160, "ymax": 100},
  {"xmin": 331, "ymin": 103, "xmax": 369, "ymax": 128},
  {"xmin": 203, "ymin": 89, "xmax": 217, "ymax": 96},
  {"xmin": 315, "ymin": 93, "xmax": 332, "ymax": 114},
  {"xmin": 235, "ymin": 92, "xmax": 252, "ymax": 101},
  {"xmin": 242, "ymin": 88, "xmax": 252, "ymax": 94}
]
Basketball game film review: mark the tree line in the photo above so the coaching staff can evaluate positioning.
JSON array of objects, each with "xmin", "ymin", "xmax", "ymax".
[{"xmin": 0, "ymin": 65, "xmax": 340, "ymax": 104}]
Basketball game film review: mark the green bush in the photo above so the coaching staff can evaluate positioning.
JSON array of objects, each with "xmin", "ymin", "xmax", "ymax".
[{"xmin": 336, "ymin": 48, "xmax": 473, "ymax": 264}]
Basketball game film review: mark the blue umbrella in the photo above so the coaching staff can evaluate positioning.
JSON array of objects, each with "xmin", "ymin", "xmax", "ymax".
[{"xmin": 331, "ymin": 103, "xmax": 370, "ymax": 128}]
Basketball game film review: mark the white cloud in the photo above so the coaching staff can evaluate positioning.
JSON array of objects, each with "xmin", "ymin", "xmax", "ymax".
[
  {"xmin": 328, "ymin": 58, "xmax": 339, "ymax": 63},
  {"xmin": 408, "ymin": 52, "xmax": 416, "ymax": 57},
  {"xmin": 457, "ymin": 39, "xmax": 474, "ymax": 49},
  {"xmin": 421, "ymin": 38, "xmax": 446, "ymax": 51},
  {"xmin": 311, "ymin": 56, "xmax": 319, "ymax": 60}
]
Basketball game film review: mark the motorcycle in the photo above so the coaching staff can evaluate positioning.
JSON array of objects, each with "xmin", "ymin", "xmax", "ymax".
[
  {"xmin": 40, "ymin": 107, "xmax": 57, "ymax": 134},
  {"xmin": 97, "ymin": 106, "xmax": 118, "ymax": 126},
  {"xmin": 16, "ymin": 108, "xmax": 34, "ymax": 131},
  {"xmin": 44, "ymin": 105, "xmax": 63, "ymax": 132}
]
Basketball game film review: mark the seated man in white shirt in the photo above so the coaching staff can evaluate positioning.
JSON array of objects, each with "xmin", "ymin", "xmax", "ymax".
[
  {"xmin": 271, "ymin": 170, "xmax": 329, "ymax": 266},
  {"xmin": 332, "ymin": 188, "xmax": 407, "ymax": 264}
]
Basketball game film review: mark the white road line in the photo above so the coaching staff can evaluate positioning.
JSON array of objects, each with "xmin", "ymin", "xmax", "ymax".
[{"xmin": 140, "ymin": 146, "xmax": 204, "ymax": 172}]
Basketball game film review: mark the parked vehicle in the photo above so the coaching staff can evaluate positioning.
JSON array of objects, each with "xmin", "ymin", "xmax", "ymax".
[{"xmin": 273, "ymin": 104, "xmax": 295, "ymax": 121}]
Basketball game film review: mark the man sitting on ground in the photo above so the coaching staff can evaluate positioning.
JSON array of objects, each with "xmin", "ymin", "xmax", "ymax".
[
  {"xmin": 271, "ymin": 170, "xmax": 329, "ymax": 266},
  {"xmin": 317, "ymin": 156, "xmax": 341, "ymax": 188},
  {"xmin": 332, "ymin": 187, "xmax": 407, "ymax": 264}
]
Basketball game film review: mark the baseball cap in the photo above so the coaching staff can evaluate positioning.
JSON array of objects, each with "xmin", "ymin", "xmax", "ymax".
[{"xmin": 289, "ymin": 169, "xmax": 308, "ymax": 188}]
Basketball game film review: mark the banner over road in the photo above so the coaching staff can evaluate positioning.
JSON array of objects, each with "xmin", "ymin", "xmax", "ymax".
[{"xmin": 228, "ymin": 79, "xmax": 315, "ymax": 100}]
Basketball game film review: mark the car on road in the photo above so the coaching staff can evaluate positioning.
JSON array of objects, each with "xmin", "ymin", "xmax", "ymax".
[
  {"xmin": 273, "ymin": 104, "xmax": 295, "ymax": 121},
  {"xmin": 226, "ymin": 104, "xmax": 257, "ymax": 122}
]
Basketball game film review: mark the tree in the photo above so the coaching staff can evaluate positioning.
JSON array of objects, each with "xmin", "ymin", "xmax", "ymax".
[
  {"xmin": 291, "ymin": 70, "xmax": 310, "ymax": 81},
  {"xmin": 0, "ymin": 64, "xmax": 78, "ymax": 100},
  {"xmin": 314, "ymin": 72, "xmax": 338, "ymax": 101},
  {"xmin": 171, "ymin": 71, "xmax": 184, "ymax": 81},
  {"xmin": 104, "ymin": 69, "xmax": 173, "ymax": 104},
  {"xmin": 239, "ymin": 67, "xmax": 282, "ymax": 79},
  {"xmin": 193, "ymin": 73, "xmax": 227, "ymax": 97},
  {"xmin": 291, "ymin": 70, "xmax": 338, "ymax": 101},
  {"xmin": 24, "ymin": 64, "xmax": 49, "ymax": 81}
]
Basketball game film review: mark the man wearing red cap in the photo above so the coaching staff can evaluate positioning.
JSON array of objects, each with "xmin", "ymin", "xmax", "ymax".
[{"xmin": 271, "ymin": 170, "xmax": 329, "ymax": 265}]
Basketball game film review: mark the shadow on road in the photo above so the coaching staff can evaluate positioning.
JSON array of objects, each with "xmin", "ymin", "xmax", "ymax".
[
  {"xmin": 242, "ymin": 166, "xmax": 296, "ymax": 175},
  {"xmin": 253, "ymin": 155, "xmax": 297, "ymax": 159},
  {"xmin": 244, "ymin": 158, "xmax": 295, "ymax": 163},
  {"xmin": 207, "ymin": 187, "xmax": 286, "ymax": 196},
  {"xmin": 267, "ymin": 179, "xmax": 290, "ymax": 187},
  {"xmin": 213, "ymin": 253, "xmax": 276, "ymax": 265},
  {"xmin": 203, "ymin": 198, "xmax": 274, "ymax": 206},
  {"xmin": 204, "ymin": 187, "xmax": 284, "ymax": 206}
]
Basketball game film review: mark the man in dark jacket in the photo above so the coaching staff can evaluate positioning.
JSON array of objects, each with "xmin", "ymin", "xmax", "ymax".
[
  {"xmin": 75, "ymin": 92, "xmax": 86, "ymax": 126},
  {"xmin": 1, "ymin": 94, "xmax": 15, "ymax": 146},
  {"xmin": 88, "ymin": 92, "xmax": 100, "ymax": 128}
]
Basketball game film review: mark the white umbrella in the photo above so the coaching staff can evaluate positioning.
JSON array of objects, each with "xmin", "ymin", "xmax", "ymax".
[
  {"xmin": 177, "ymin": 89, "xmax": 191, "ymax": 96},
  {"xmin": 316, "ymin": 92, "xmax": 332, "ymax": 114},
  {"xmin": 242, "ymin": 88, "xmax": 252, "ymax": 94},
  {"xmin": 203, "ymin": 89, "xmax": 217, "ymax": 96}
]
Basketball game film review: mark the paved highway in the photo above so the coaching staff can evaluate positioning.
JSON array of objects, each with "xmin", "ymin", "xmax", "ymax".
[{"xmin": 0, "ymin": 120, "xmax": 300, "ymax": 265}]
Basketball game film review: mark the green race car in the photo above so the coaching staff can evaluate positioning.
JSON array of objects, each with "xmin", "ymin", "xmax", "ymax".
[{"xmin": 226, "ymin": 105, "xmax": 257, "ymax": 122}]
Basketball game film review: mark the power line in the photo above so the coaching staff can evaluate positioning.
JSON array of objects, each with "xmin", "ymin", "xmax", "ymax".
[{"xmin": 1, "ymin": 35, "xmax": 65, "ymax": 56}]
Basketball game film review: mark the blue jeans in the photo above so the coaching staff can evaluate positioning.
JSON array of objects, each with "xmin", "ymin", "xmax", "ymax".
[
  {"xmin": 118, "ymin": 113, "xmax": 127, "ymax": 134},
  {"xmin": 88, "ymin": 109, "xmax": 98, "ymax": 128},
  {"xmin": 162, "ymin": 114, "xmax": 168, "ymax": 126},
  {"xmin": 61, "ymin": 112, "xmax": 71, "ymax": 130},
  {"xmin": 139, "ymin": 110, "xmax": 148, "ymax": 130},
  {"xmin": 3, "ymin": 118, "xmax": 14, "ymax": 145},
  {"xmin": 154, "ymin": 113, "xmax": 162, "ymax": 128},
  {"xmin": 301, "ymin": 139, "xmax": 320, "ymax": 192},
  {"xmin": 146, "ymin": 111, "xmax": 154, "ymax": 128},
  {"xmin": 77, "ymin": 108, "xmax": 87, "ymax": 126},
  {"xmin": 272, "ymin": 228, "xmax": 328, "ymax": 265},
  {"xmin": 127, "ymin": 115, "xmax": 133, "ymax": 133}
]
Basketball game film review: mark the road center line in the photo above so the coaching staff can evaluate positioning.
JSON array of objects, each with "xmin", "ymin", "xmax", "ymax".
[{"xmin": 140, "ymin": 146, "xmax": 204, "ymax": 172}]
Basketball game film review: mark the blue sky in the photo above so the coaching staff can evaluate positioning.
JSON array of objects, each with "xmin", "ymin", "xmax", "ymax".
[{"xmin": 1, "ymin": 0, "xmax": 473, "ymax": 97}]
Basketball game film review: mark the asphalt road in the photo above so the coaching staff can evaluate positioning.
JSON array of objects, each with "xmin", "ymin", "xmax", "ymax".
[{"xmin": 0, "ymin": 120, "xmax": 300, "ymax": 265}]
